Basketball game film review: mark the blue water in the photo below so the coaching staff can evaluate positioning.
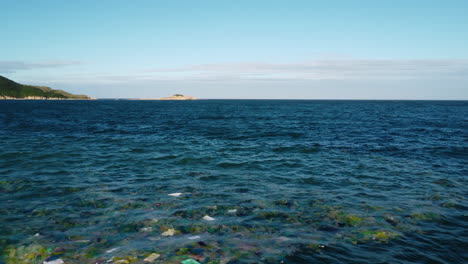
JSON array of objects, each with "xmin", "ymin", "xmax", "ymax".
[{"xmin": 0, "ymin": 100, "xmax": 467, "ymax": 264}]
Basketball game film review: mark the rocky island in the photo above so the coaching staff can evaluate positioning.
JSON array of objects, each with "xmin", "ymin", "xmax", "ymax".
[
  {"xmin": 159, "ymin": 94, "xmax": 198, "ymax": 100},
  {"xmin": 137, "ymin": 94, "xmax": 198, "ymax": 100},
  {"xmin": 0, "ymin": 75, "xmax": 93, "ymax": 100}
]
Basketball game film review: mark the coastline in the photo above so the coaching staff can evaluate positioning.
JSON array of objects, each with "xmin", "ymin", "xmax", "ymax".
[{"xmin": 0, "ymin": 96, "xmax": 96, "ymax": 100}]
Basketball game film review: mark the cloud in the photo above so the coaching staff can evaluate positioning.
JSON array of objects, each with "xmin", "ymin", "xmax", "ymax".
[
  {"xmin": 146, "ymin": 59, "xmax": 468, "ymax": 81},
  {"xmin": 10, "ymin": 59, "xmax": 468, "ymax": 85},
  {"xmin": 0, "ymin": 60, "xmax": 83, "ymax": 73}
]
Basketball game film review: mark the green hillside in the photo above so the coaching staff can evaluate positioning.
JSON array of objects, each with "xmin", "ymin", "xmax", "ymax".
[{"xmin": 0, "ymin": 75, "xmax": 91, "ymax": 99}]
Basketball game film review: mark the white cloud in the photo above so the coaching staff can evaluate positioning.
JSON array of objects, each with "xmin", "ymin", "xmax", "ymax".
[
  {"xmin": 8, "ymin": 59, "xmax": 468, "ymax": 85},
  {"xmin": 146, "ymin": 59, "xmax": 468, "ymax": 81},
  {"xmin": 0, "ymin": 60, "xmax": 83, "ymax": 73}
]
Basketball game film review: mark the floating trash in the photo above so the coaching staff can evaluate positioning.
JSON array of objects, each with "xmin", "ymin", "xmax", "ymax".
[
  {"xmin": 181, "ymin": 258, "xmax": 201, "ymax": 264},
  {"xmin": 169, "ymin": 193, "xmax": 183, "ymax": 197},
  {"xmin": 227, "ymin": 209, "xmax": 237, "ymax": 214},
  {"xmin": 73, "ymin": 240, "xmax": 91, "ymax": 244},
  {"xmin": 105, "ymin": 247, "xmax": 119, "ymax": 253},
  {"xmin": 143, "ymin": 253, "xmax": 160, "ymax": 262},
  {"xmin": 188, "ymin": 235, "xmax": 201, "ymax": 240},
  {"xmin": 202, "ymin": 215, "xmax": 215, "ymax": 221},
  {"xmin": 162, "ymin": 228, "xmax": 177, "ymax": 236},
  {"xmin": 140, "ymin": 227, "xmax": 153, "ymax": 232},
  {"xmin": 43, "ymin": 259, "xmax": 65, "ymax": 264}
]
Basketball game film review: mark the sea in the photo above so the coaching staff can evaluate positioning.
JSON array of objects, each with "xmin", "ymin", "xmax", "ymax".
[{"xmin": 0, "ymin": 100, "xmax": 466, "ymax": 264}]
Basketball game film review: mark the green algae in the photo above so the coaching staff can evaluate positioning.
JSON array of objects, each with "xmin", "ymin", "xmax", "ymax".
[
  {"xmin": 111, "ymin": 255, "xmax": 138, "ymax": 263},
  {"xmin": 328, "ymin": 211, "xmax": 364, "ymax": 227},
  {"xmin": 273, "ymin": 200, "xmax": 297, "ymax": 207},
  {"xmin": 118, "ymin": 202, "xmax": 146, "ymax": 211},
  {"xmin": 339, "ymin": 229, "xmax": 401, "ymax": 244},
  {"xmin": 306, "ymin": 243, "xmax": 326, "ymax": 252},
  {"xmin": 410, "ymin": 212, "xmax": 440, "ymax": 221},
  {"xmin": 357, "ymin": 230, "xmax": 400, "ymax": 242},
  {"xmin": 0, "ymin": 200, "xmax": 446, "ymax": 264},
  {"xmin": 176, "ymin": 248, "xmax": 191, "ymax": 256},
  {"xmin": 4, "ymin": 244, "xmax": 49, "ymax": 264}
]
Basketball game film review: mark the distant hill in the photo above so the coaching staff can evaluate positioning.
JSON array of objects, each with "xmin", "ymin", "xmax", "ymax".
[{"xmin": 0, "ymin": 75, "xmax": 92, "ymax": 99}]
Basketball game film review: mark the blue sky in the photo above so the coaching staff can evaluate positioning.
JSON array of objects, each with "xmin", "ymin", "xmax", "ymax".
[{"xmin": 1, "ymin": 0, "xmax": 467, "ymax": 99}]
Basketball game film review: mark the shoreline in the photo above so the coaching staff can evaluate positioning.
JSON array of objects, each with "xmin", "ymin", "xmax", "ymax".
[{"xmin": 0, "ymin": 97, "xmax": 96, "ymax": 100}]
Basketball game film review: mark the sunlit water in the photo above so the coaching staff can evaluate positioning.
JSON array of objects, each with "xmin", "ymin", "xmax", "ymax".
[{"xmin": 0, "ymin": 100, "xmax": 466, "ymax": 264}]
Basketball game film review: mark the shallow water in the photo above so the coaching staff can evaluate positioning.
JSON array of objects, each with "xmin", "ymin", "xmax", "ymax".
[{"xmin": 0, "ymin": 100, "xmax": 467, "ymax": 264}]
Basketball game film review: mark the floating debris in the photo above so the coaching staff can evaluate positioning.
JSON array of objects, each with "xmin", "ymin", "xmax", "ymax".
[
  {"xmin": 73, "ymin": 240, "xmax": 91, "ymax": 244},
  {"xmin": 105, "ymin": 247, "xmax": 119, "ymax": 253},
  {"xmin": 143, "ymin": 253, "xmax": 160, "ymax": 262},
  {"xmin": 181, "ymin": 258, "xmax": 201, "ymax": 264},
  {"xmin": 44, "ymin": 259, "xmax": 65, "ymax": 264},
  {"xmin": 162, "ymin": 228, "xmax": 177, "ymax": 236},
  {"xmin": 140, "ymin": 227, "xmax": 153, "ymax": 232},
  {"xmin": 169, "ymin": 193, "xmax": 183, "ymax": 197},
  {"xmin": 202, "ymin": 215, "xmax": 215, "ymax": 221},
  {"xmin": 227, "ymin": 209, "xmax": 237, "ymax": 214},
  {"xmin": 188, "ymin": 235, "xmax": 201, "ymax": 240}
]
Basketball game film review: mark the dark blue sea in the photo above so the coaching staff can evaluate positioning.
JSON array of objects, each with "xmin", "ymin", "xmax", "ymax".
[{"xmin": 0, "ymin": 100, "xmax": 467, "ymax": 264}]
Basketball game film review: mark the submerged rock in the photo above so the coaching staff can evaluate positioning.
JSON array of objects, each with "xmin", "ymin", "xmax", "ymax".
[
  {"xmin": 162, "ymin": 228, "xmax": 177, "ymax": 236},
  {"xmin": 143, "ymin": 253, "xmax": 160, "ymax": 262},
  {"xmin": 5, "ymin": 244, "xmax": 49, "ymax": 264},
  {"xmin": 317, "ymin": 225, "xmax": 340, "ymax": 232}
]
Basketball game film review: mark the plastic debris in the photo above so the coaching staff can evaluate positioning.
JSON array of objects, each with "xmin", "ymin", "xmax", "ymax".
[
  {"xmin": 162, "ymin": 228, "xmax": 176, "ymax": 236},
  {"xmin": 43, "ymin": 259, "xmax": 65, "ymax": 264},
  {"xmin": 181, "ymin": 258, "xmax": 201, "ymax": 264},
  {"xmin": 227, "ymin": 209, "xmax": 237, "ymax": 214},
  {"xmin": 202, "ymin": 215, "xmax": 215, "ymax": 221},
  {"xmin": 168, "ymin": 193, "xmax": 183, "ymax": 197},
  {"xmin": 34, "ymin": 233, "xmax": 40, "ymax": 237},
  {"xmin": 105, "ymin": 247, "xmax": 119, "ymax": 253},
  {"xmin": 188, "ymin": 235, "xmax": 201, "ymax": 240},
  {"xmin": 144, "ymin": 253, "xmax": 160, "ymax": 262},
  {"xmin": 140, "ymin": 227, "xmax": 153, "ymax": 232},
  {"xmin": 74, "ymin": 239, "xmax": 91, "ymax": 243}
]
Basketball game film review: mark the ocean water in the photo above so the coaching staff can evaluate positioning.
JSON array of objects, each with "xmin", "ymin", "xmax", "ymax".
[{"xmin": 0, "ymin": 100, "xmax": 466, "ymax": 264}]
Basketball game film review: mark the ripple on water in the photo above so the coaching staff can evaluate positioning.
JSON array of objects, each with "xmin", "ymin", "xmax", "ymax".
[{"xmin": 0, "ymin": 100, "xmax": 467, "ymax": 264}]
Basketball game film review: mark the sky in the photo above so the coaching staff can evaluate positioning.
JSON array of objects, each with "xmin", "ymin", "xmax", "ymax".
[{"xmin": 1, "ymin": 0, "xmax": 468, "ymax": 99}]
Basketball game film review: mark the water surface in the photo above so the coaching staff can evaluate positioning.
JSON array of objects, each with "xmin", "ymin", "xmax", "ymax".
[{"xmin": 0, "ymin": 100, "xmax": 467, "ymax": 263}]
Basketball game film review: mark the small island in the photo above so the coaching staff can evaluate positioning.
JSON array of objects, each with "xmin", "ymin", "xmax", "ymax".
[
  {"xmin": 160, "ymin": 94, "xmax": 198, "ymax": 100},
  {"xmin": 0, "ymin": 75, "xmax": 93, "ymax": 100},
  {"xmin": 137, "ymin": 94, "xmax": 198, "ymax": 100}
]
